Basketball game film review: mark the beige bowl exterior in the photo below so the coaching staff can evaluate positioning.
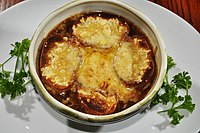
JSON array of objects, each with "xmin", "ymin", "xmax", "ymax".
[{"xmin": 29, "ymin": 0, "xmax": 167, "ymax": 125}]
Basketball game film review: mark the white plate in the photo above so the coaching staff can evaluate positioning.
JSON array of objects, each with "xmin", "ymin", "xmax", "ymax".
[{"xmin": 0, "ymin": 0, "xmax": 199, "ymax": 133}]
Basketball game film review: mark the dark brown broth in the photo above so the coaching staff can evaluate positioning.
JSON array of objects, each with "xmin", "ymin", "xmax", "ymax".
[{"xmin": 38, "ymin": 11, "xmax": 157, "ymax": 115}]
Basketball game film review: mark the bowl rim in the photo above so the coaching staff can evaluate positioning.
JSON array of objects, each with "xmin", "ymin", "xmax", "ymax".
[{"xmin": 28, "ymin": 0, "xmax": 167, "ymax": 124}]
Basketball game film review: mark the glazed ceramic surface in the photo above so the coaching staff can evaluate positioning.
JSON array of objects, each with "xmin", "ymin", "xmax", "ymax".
[{"xmin": 29, "ymin": 0, "xmax": 167, "ymax": 125}]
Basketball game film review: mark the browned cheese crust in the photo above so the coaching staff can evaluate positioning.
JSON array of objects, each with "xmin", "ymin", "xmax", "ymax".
[
  {"xmin": 40, "ymin": 35, "xmax": 82, "ymax": 90},
  {"xmin": 39, "ymin": 12, "xmax": 156, "ymax": 115}
]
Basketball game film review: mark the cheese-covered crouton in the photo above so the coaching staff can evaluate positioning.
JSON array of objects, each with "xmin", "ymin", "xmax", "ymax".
[
  {"xmin": 114, "ymin": 37, "xmax": 151, "ymax": 84},
  {"xmin": 40, "ymin": 36, "xmax": 82, "ymax": 90},
  {"xmin": 72, "ymin": 16, "xmax": 128, "ymax": 48}
]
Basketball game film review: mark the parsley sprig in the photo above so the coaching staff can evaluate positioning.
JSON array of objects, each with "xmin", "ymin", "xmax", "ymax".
[
  {"xmin": 0, "ymin": 39, "xmax": 33, "ymax": 100},
  {"xmin": 150, "ymin": 56, "xmax": 195, "ymax": 125}
]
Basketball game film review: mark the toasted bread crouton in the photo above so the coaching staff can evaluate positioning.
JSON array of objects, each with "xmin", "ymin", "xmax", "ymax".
[
  {"xmin": 72, "ymin": 16, "xmax": 128, "ymax": 48},
  {"xmin": 40, "ymin": 35, "xmax": 82, "ymax": 90},
  {"xmin": 114, "ymin": 37, "xmax": 151, "ymax": 84}
]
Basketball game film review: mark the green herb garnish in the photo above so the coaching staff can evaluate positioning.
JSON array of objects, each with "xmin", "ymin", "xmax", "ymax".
[
  {"xmin": 0, "ymin": 39, "xmax": 196, "ymax": 125},
  {"xmin": 0, "ymin": 39, "xmax": 33, "ymax": 100},
  {"xmin": 150, "ymin": 55, "xmax": 195, "ymax": 125}
]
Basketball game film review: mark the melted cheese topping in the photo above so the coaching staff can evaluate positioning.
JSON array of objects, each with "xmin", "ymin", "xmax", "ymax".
[
  {"xmin": 41, "ymin": 41, "xmax": 81, "ymax": 88},
  {"xmin": 40, "ymin": 13, "xmax": 156, "ymax": 115},
  {"xmin": 77, "ymin": 50, "xmax": 139, "ymax": 103},
  {"xmin": 114, "ymin": 38, "xmax": 151, "ymax": 83},
  {"xmin": 72, "ymin": 17, "xmax": 128, "ymax": 48},
  {"xmin": 78, "ymin": 92, "xmax": 117, "ymax": 115}
]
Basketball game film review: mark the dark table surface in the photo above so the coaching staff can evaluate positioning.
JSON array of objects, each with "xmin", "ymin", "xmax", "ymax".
[{"xmin": 0, "ymin": 0, "xmax": 200, "ymax": 33}]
